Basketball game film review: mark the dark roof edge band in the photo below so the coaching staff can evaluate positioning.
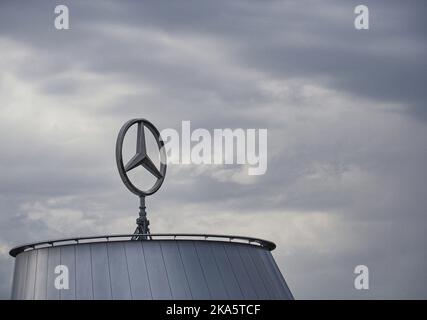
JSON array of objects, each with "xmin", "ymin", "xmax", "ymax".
[{"xmin": 9, "ymin": 233, "xmax": 276, "ymax": 257}]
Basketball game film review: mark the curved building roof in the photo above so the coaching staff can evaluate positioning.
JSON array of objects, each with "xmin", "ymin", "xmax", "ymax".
[{"xmin": 10, "ymin": 234, "xmax": 293, "ymax": 300}]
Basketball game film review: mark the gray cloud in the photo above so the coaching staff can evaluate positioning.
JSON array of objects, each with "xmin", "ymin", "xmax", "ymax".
[{"xmin": 0, "ymin": 0, "xmax": 426, "ymax": 299}]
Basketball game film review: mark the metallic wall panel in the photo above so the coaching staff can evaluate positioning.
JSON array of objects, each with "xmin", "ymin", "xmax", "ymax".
[
  {"xmin": 265, "ymin": 251, "xmax": 294, "ymax": 299},
  {"xmin": 123, "ymin": 241, "xmax": 151, "ymax": 299},
  {"xmin": 60, "ymin": 245, "xmax": 76, "ymax": 300},
  {"xmin": 142, "ymin": 241, "xmax": 172, "ymax": 299},
  {"xmin": 108, "ymin": 242, "xmax": 132, "ymax": 299},
  {"xmin": 10, "ymin": 255, "xmax": 19, "ymax": 299},
  {"xmin": 91, "ymin": 243, "xmax": 112, "ymax": 299},
  {"xmin": 224, "ymin": 244, "xmax": 258, "ymax": 299},
  {"xmin": 177, "ymin": 241, "xmax": 211, "ymax": 299},
  {"xmin": 46, "ymin": 247, "xmax": 60, "ymax": 300},
  {"xmin": 160, "ymin": 241, "xmax": 192, "ymax": 299},
  {"xmin": 195, "ymin": 242, "xmax": 228, "ymax": 299},
  {"xmin": 34, "ymin": 248, "xmax": 48, "ymax": 300},
  {"xmin": 12, "ymin": 251, "xmax": 27, "ymax": 299},
  {"xmin": 24, "ymin": 250, "xmax": 37, "ymax": 300},
  {"xmin": 248, "ymin": 247, "xmax": 276, "ymax": 299},
  {"xmin": 11, "ymin": 239, "xmax": 293, "ymax": 300},
  {"xmin": 211, "ymin": 243, "xmax": 244, "ymax": 299},
  {"xmin": 75, "ymin": 244, "xmax": 93, "ymax": 299},
  {"xmin": 259, "ymin": 249, "xmax": 286, "ymax": 299},
  {"xmin": 239, "ymin": 245, "xmax": 270, "ymax": 299}
]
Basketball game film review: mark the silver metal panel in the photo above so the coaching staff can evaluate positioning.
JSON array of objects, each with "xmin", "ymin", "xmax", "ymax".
[
  {"xmin": 11, "ymin": 238, "xmax": 293, "ymax": 300},
  {"xmin": 107, "ymin": 242, "xmax": 132, "ymax": 299},
  {"xmin": 265, "ymin": 251, "xmax": 294, "ymax": 299},
  {"xmin": 224, "ymin": 244, "xmax": 258, "ymax": 299},
  {"xmin": 142, "ymin": 241, "xmax": 172, "ymax": 299},
  {"xmin": 259, "ymin": 249, "xmax": 289, "ymax": 299},
  {"xmin": 248, "ymin": 247, "xmax": 276, "ymax": 299},
  {"xmin": 13, "ymin": 251, "xmax": 28, "ymax": 299},
  {"xmin": 34, "ymin": 248, "xmax": 48, "ymax": 300},
  {"xmin": 123, "ymin": 241, "xmax": 151, "ymax": 299},
  {"xmin": 46, "ymin": 247, "xmax": 60, "ymax": 300},
  {"xmin": 178, "ymin": 241, "xmax": 210, "ymax": 299},
  {"xmin": 24, "ymin": 250, "xmax": 37, "ymax": 300},
  {"xmin": 257, "ymin": 249, "xmax": 283, "ymax": 299},
  {"xmin": 59, "ymin": 245, "xmax": 76, "ymax": 300},
  {"xmin": 240, "ymin": 245, "xmax": 270, "ymax": 299},
  {"xmin": 195, "ymin": 241, "xmax": 228, "ymax": 299},
  {"xmin": 211, "ymin": 243, "xmax": 244, "ymax": 299},
  {"xmin": 10, "ymin": 255, "xmax": 19, "ymax": 299},
  {"xmin": 75, "ymin": 244, "xmax": 93, "ymax": 299},
  {"xmin": 91, "ymin": 243, "xmax": 112, "ymax": 299},
  {"xmin": 271, "ymin": 253, "xmax": 293, "ymax": 298},
  {"xmin": 160, "ymin": 241, "xmax": 192, "ymax": 299}
]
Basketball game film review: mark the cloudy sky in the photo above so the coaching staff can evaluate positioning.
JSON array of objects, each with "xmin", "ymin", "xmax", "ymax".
[{"xmin": 0, "ymin": 0, "xmax": 426, "ymax": 299}]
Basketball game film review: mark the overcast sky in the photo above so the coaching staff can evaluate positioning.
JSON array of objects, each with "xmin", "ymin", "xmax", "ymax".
[{"xmin": 0, "ymin": 0, "xmax": 426, "ymax": 299}]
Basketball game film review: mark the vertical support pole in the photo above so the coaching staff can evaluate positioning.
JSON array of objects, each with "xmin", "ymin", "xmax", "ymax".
[{"xmin": 133, "ymin": 196, "xmax": 150, "ymax": 240}]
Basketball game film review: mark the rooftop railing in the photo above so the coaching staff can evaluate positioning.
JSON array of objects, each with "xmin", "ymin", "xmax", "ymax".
[{"xmin": 9, "ymin": 233, "xmax": 276, "ymax": 257}]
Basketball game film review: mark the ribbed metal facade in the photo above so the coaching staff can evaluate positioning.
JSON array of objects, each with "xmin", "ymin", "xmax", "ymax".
[{"xmin": 10, "ymin": 237, "xmax": 293, "ymax": 300}]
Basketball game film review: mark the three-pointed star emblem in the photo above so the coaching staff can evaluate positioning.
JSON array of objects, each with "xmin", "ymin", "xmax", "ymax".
[{"xmin": 124, "ymin": 122, "xmax": 163, "ymax": 179}]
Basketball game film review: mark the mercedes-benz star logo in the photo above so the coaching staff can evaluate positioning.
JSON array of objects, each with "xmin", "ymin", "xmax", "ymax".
[
  {"xmin": 116, "ymin": 118, "xmax": 167, "ymax": 238},
  {"xmin": 116, "ymin": 118, "xmax": 167, "ymax": 196}
]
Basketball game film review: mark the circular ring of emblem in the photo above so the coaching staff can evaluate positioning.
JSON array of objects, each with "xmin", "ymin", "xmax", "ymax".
[{"xmin": 115, "ymin": 118, "xmax": 167, "ymax": 197}]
